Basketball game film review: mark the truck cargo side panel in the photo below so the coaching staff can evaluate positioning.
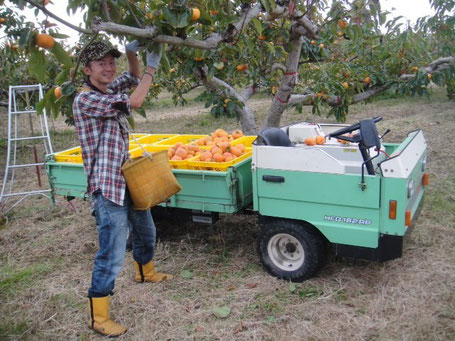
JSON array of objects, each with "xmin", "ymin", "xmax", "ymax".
[{"xmin": 254, "ymin": 168, "xmax": 381, "ymax": 248}]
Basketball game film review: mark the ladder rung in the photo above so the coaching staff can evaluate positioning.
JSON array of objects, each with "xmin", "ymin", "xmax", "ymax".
[
  {"xmin": 11, "ymin": 85, "xmax": 41, "ymax": 90},
  {"xmin": 1, "ymin": 189, "xmax": 52, "ymax": 198},
  {"xmin": 8, "ymin": 163, "xmax": 46, "ymax": 169},
  {"xmin": 11, "ymin": 136, "xmax": 49, "ymax": 142},
  {"xmin": 10, "ymin": 110, "xmax": 37, "ymax": 115}
]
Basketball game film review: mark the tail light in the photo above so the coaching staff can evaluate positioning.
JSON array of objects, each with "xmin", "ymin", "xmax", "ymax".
[
  {"xmin": 389, "ymin": 200, "xmax": 397, "ymax": 219},
  {"xmin": 405, "ymin": 210, "xmax": 412, "ymax": 227}
]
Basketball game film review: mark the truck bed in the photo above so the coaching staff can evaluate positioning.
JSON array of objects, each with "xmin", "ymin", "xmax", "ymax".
[{"xmin": 45, "ymin": 154, "xmax": 253, "ymax": 214}]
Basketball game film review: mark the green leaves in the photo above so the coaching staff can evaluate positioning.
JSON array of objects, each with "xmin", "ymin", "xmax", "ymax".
[
  {"xmin": 51, "ymin": 42, "xmax": 72, "ymax": 67},
  {"xmin": 251, "ymin": 18, "xmax": 263, "ymax": 35},
  {"xmin": 180, "ymin": 269, "xmax": 194, "ymax": 279},
  {"xmin": 212, "ymin": 305, "xmax": 231, "ymax": 318},
  {"xmin": 163, "ymin": 7, "xmax": 191, "ymax": 29},
  {"xmin": 28, "ymin": 47, "xmax": 47, "ymax": 83}
]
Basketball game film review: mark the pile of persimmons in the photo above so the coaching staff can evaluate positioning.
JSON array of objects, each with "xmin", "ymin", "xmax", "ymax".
[{"xmin": 167, "ymin": 129, "xmax": 247, "ymax": 163}]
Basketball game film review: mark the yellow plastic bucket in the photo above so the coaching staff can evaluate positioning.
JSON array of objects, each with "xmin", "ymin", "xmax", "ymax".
[{"xmin": 121, "ymin": 150, "xmax": 182, "ymax": 210}]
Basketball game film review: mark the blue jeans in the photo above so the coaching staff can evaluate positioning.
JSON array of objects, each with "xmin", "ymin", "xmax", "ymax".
[{"xmin": 88, "ymin": 190, "xmax": 156, "ymax": 298}]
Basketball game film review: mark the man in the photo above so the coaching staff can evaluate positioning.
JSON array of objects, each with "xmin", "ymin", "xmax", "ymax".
[{"xmin": 73, "ymin": 40, "xmax": 172, "ymax": 337}]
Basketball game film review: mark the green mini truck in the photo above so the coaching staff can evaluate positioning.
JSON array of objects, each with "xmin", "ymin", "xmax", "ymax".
[{"xmin": 45, "ymin": 117, "xmax": 428, "ymax": 281}]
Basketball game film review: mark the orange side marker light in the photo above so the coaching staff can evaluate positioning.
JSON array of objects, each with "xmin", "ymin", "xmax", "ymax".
[
  {"xmin": 389, "ymin": 200, "xmax": 397, "ymax": 219},
  {"xmin": 405, "ymin": 210, "xmax": 412, "ymax": 227},
  {"xmin": 422, "ymin": 172, "xmax": 429, "ymax": 186}
]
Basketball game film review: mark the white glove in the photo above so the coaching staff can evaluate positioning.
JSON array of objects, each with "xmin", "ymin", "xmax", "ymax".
[
  {"xmin": 125, "ymin": 40, "xmax": 145, "ymax": 53},
  {"xmin": 146, "ymin": 44, "xmax": 162, "ymax": 69}
]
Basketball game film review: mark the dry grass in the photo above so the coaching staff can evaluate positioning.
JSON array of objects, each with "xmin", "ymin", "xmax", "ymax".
[{"xmin": 0, "ymin": 88, "xmax": 454, "ymax": 340}]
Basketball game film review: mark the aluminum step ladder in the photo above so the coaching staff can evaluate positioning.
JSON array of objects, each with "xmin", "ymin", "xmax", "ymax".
[{"xmin": 0, "ymin": 84, "xmax": 54, "ymax": 216}]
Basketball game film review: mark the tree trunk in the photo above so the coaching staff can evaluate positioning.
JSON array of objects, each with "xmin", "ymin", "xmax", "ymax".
[
  {"xmin": 236, "ymin": 106, "xmax": 257, "ymax": 135},
  {"xmin": 262, "ymin": 36, "xmax": 303, "ymax": 128}
]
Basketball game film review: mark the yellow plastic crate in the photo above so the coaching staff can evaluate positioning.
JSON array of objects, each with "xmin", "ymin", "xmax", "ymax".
[
  {"xmin": 154, "ymin": 134, "xmax": 209, "ymax": 147},
  {"xmin": 133, "ymin": 134, "xmax": 179, "ymax": 144},
  {"xmin": 187, "ymin": 149, "xmax": 252, "ymax": 171},
  {"xmin": 231, "ymin": 135, "xmax": 257, "ymax": 147},
  {"xmin": 54, "ymin": 146, "xmax": 83, "ymax": 163},
  {"xmin": 129, "ymin": 133, "xmax": 149, "ymax": 141}
]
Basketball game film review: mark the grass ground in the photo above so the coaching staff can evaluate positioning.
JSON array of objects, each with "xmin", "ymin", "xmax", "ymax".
[{"xmin": 0, "ymin": 88, "xmax": 454, "ymax": 340}]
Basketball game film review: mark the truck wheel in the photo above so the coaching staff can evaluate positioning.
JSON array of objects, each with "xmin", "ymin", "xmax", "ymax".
[{"xmin": 256, "ymin": 220, "xmax": 326, "ymax": 282}]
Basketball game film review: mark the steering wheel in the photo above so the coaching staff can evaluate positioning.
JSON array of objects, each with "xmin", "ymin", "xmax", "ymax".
[{"xmin": 327, "ymin": 116, "xmax": 382, "ymax": 143}]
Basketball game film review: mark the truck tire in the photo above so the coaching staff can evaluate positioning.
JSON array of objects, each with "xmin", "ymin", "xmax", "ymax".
[{"xmin": 256, "ymin": 220, "xmax": 326, "ymax": 282}]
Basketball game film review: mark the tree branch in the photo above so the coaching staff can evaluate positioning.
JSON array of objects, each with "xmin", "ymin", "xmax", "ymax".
[
  {"xmin": 240, "ymin": 85, "xmax": 258, "ymax": 102},
  {"xmin": 24, "ymin": 0, "xmax": 92, "ymax": 34},
  {"xmin": 101, "ymin": 0, "xmax": 111, "ymax": 22},
  {"xmin": 91, "ymin": 3, "xmax": 262, "ymax": 49},
  {"xmin": 400, "ymin": 56, "xmax": 455, "ymax": 80}
]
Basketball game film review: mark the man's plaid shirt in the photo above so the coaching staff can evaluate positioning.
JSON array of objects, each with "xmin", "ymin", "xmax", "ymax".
[{"xmin": 73, "ymin": 71, "xmax": 140, "ymax": 206}]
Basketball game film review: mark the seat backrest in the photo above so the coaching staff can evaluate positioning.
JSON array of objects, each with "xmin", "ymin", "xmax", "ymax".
[
  {"xmin": 257, "ymin": 127, "xmax": 293, "ymax": 147},
  {"xmin": 360, "ymin": 119, "xmax": 380, "ymax": 149}
]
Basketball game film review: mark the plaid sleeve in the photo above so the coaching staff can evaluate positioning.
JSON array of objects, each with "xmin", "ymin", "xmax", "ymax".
[
  {"xmin": 76, "ymin": 92, "xmax": 132, "ymax": 119},
  {"xmin": 108, "ymin": 71, "xmax": 140, "ymax": 94}
]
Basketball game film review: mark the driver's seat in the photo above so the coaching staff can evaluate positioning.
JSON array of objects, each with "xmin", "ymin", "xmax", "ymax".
[{"xmin": 257, "ymin": 127, "xmax": 293, "ymax": 147}]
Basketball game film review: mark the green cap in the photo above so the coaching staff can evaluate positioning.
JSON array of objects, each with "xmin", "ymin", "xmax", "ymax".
[{"xmin": 79, "ymin": 41, "xmax": 122, "ymax": 66}]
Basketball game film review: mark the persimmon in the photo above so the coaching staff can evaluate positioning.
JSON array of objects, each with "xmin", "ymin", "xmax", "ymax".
[
  {"xmin": 315, "ymin": 136, "xmax": 325, "ymax": 145},
  {"xmin": 215, "ymin": 128, "xmax": 228, "ymax": 137},
  {"xmin": 171, "ymin": 155, "xmax": 183, "ymax": 161},
  {"xmin": 36, "ymin": 33, "xmax": 55, "ymax": 49},
  {"xmin": 219, "ymin": 142, "xmax": 231, "ymax": 152},
  {"xmin": 258, "ymin": 35, "xmax": 267, "ymax": 41},
  {"xmin": 342, "ymin": 82, "xmax": 349, "ymax": 90},
  {"xmin": 0, "ymin": 18, "xmax": 6, "ymax": 24},
  {"xmin": 213, "ymin": 153, "xmax": 224, "ymax": 162},
  {"xmin": 235, "ymin": 143, "xmax": 245, "ymax": 153},
  {"xmin": 54, "ymin": 86, "xmax": 62, "ymax": 98},
  {"xmin": 174, "ymin": 147, "xmax": 188, "ymax": 159},
  {"xmin": 211, "ymin": 146, "xmax": 223, "ymax": 155},
  {"xmin": 199, "ymin": 151, "xmax": 212, "ymax": 161},
  {"xmin": 230, "ymin": 146, "xmax": 243, "ymax": 157},
  {"xmin": 191, "ymin": 8, "xmax": 200, "ymax": 21},
  {"xmin": 304, "ymin": 137, "xmax": 316, "ymax": 146},
  {"xmin": 236, "ymin": 64, "xmax": 248, "ymax": 71},
  {"xmin": 209, "ymin": 10, "xmax": 218, "ymax": 15},
  {"xmin": 310, "ymin": 40, "xmax": 316, "ymax": 45},
  {"xmin": 427, "ymin": 73, "xmax": 432, "ymax": 81},
  {"xmin": 224, "ymin": 154, "xmax": 234, "ymax": 162},
  {"xmin": 338, "ymin": 19, "xmax": 348, "ymax": 29},
  {"xmin": 363, "ymin": 76, "xmax": 371, "ymax": 84},
  {"xmin": 232, "ymin": 129, "xmax": 243, "ymax": 139},
  {"xmin": 186, "ymin": 143, "xmax": 200, "ymax": 152},
  {"xmin": 168, "ymin": 148, "xmax": 175, "ymax": 159}
]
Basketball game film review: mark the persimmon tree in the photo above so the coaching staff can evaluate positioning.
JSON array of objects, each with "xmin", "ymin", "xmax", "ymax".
[{"xmin": 0, "ymin": 0, "xmax": 454, "ymax": 134}]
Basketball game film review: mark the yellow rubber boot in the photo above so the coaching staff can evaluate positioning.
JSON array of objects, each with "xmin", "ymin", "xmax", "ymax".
[
  {"xmin": 134, "ymin": 260, "xmax": 173, "ymax": 283},
  {"xmin": 88, "ymin": 296, "xmax": 127, "ymax": 337}
]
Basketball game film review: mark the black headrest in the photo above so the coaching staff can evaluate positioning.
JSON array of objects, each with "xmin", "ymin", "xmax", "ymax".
[{"xmin": 257, "ymin": 127, "xmax": 293, "ymax": 147}]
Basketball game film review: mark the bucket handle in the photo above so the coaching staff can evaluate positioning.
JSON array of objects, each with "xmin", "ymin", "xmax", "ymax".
[{"xmin": 117, "ymin": 118, "xmax": 153, "ymax": 159}]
